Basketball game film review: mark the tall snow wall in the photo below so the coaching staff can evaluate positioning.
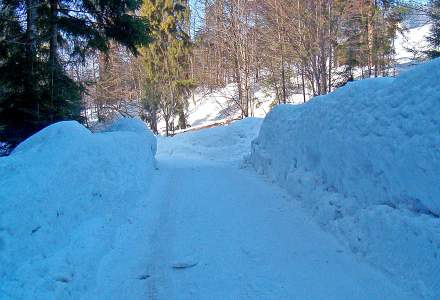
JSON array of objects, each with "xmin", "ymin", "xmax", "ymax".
[
  {"xmin": 249, "ymin": 59, "xmax": 440, "ymax": 299},
  {"xmin": 0, "ymin": 118, "xmax": 156, "ymax": 299}
]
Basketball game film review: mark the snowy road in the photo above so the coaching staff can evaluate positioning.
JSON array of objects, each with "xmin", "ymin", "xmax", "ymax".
[
  {"xmin": 134, "ymin": 119, "xmax": 419, "ymax": 300},
  {"xmin": 0, "ymin": 118, "xmax": 430, "ymax": 300},
  {"xmin": 142, "ymin": 160, "xmax": 415, "ymax": 299}
]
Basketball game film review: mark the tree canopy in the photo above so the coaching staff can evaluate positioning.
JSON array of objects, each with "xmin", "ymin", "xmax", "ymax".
[{"xmin": 0, "ymin": 0, "xmax": 151, "ymax": 147}]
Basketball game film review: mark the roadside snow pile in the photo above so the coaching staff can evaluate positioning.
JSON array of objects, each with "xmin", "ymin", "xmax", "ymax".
[
  {"xmin": 0, "ymin": 118, "xmax": 156, "ymax": 300},
  {"xmin": 159, "ymin": 117, "xmax": 262, "ymax": 163},
  {"xmin": 248, "ymin": 59, "xmax": 440, "ymax": 299}
]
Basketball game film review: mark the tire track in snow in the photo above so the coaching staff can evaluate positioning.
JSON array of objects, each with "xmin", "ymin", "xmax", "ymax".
[{"xmin": 146, "ymin": 163, "xmax": 178, "ymax": 300}]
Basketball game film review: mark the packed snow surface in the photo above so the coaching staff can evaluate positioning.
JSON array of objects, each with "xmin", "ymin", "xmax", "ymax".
[
  {"xmin": 159, "ymin": 117, "xmax": 263, "ymax": 163},
  {"xmin": 134, "ymin": 118, "xmax": 417, "ymax": 300},
  {"xmin": 249, "ymin": 58, "xmax": 440, "ymax": 299},
  {"xmin": 0, "ymin": 119, "xmax": 156, "ymax": 299}
]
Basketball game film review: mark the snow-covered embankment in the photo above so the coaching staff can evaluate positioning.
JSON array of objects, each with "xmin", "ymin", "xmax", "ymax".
[
  {"xmin": 0, "ymin": 119, "xmax": 156, "ymax": 299},
  {"xmin": 248, "ymin": 59, "xmax": 440, "ymax": 299}
]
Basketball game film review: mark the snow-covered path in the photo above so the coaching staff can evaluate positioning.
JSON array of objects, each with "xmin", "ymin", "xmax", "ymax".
[
  {"xmin": 0, "ymin": 117, "xmax": 432, "ymax": 300},
  {"xmin": 136, "ymin": 119, "xmax": 419, "ymax": 300}
]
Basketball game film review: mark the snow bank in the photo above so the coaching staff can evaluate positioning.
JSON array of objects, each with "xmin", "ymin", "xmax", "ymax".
[
  {"xmin": 248, "ymin": 59, "xmax": 440, "ymax": 299},
  {"xmin": 0, "ymin": 118, "xmax": 156, "ymax": 299},
  {"xmin": 158, "ymin": 117, "xmax": 262, "ymax": 164}
]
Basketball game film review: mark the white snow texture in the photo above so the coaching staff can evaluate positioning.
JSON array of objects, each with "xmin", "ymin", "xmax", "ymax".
[
  {"xmin": 249, "ymin": 58, "xmax": 440, "ymax": 299},
  {"xmin": 0, "ymin": 119, "xmax": 156, "ymax": 299}
]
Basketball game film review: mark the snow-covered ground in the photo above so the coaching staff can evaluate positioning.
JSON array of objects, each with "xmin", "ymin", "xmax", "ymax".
[
  {"xmin": 158, "ymin": 83, "xmax": 310, "ymax": 135},
  {"xmin": 0, "ymin": 119, "xmax": 156, "ymax": 299},
  {"xmin": 248, "ymin": 59, "xmax": 440, "ymax": 299},
  {"xmin": 159, "ymin": 117, "xmax": 263, "ymax": 163},
  {"xmin": 144, "ymin": 122, "xmax": 419, "ymax": 299},
  {"xmin": 395, "ymin": 23, "xmax": 432, "ymax": 73},
  {"xmin": 1, "ymin": 52, "xmax": 437, "ymax": 300},
  {"xmin": 1, "ymin": 112, "xmax": 427, "ymax": 299}
]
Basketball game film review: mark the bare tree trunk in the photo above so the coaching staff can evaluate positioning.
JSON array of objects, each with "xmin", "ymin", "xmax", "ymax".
[
  {"xmin": 25, "ymin": 0, "xmax": 38, "ymax": 118},
  {"xmin": 281, "ymin": 53, "xmax": 287, "ymax": 103},
  {"xmin": 165, "ymin": 118, "xmax": 169, "ymax": 137},
  {"xmin": 327, "ymin": 0, "xmax": 332, "ymax": 94},
  {"xmin": 301, "ymin": 68, "xmax": 306, "ymax": 103},
  {"xmin": 49, "ymin": 0, "xmax": 58, "ymax": 120}
]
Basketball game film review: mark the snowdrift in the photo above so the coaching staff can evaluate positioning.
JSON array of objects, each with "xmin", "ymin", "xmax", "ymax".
[
  {"xmin": 159, "ymin": 117, "xmax": 262, "ymax": 163},
  {"xmin": 0, "ymin": 119, "xmax": 156, "ymax": 299},
  {"xmin": 249, "ymin": 59, "xmax": 440, "ymax": 299}
]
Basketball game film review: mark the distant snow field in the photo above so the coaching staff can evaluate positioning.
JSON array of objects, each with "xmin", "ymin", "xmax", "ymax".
[
  {"xmin": 157, "ymin": 23, "xmax": 431, "ymax": 135},
  {"xmin": 396, "ymin": 24, "xmax": 431, "ymax": 63}
]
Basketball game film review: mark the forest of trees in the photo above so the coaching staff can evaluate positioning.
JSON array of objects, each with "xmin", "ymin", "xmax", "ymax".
[
  {"xmin": 192, "ymin": 0, "xmax": 405, "ymax": 118},
  {"xmin": 0, "ymin": 0, "xmax": 438, "ymax": 153},
  {"xmin": 0, "ymin": 0, "xmax": 151, "ymax": 148}
]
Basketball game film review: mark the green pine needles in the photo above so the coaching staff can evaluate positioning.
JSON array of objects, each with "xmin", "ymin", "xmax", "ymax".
[
  {"xmin": 140, "ymin": 0, "xmax": 194, "ymax": 136},
  {"xmin": 0, "ymin": 0, "xmax": 151, "ymax": 149}
]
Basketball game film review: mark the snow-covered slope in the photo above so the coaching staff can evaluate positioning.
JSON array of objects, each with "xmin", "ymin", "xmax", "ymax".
[
  {"xmin": 0, "ymin": 119, "xmax": 156, "ymax": 300},
  {"xmin": 162, "ymin": 84, "xmax": 308, "ymax": 135},
  {"xmin": 248, "ymin": 59, "xmax": 440, "ymax": 299},
  {"xmin": 185, "ymin": 84, "xmax": 240, "ymax": 128},
  {"xmin": 159, "ymin": 117, "xmax": 263, "ymax": 163},
  {"xmin": 395, "ymin": 23, "xmax": 431, "ymax": 67},
  {"xmin": 169, "ymin": 23, "xmax": 430, "ymax": 135}
]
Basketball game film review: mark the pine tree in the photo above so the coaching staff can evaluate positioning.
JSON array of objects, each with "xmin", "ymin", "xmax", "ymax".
[
  {"xmin": 140, "ymin": 0, "xmax": 194, "ymax": 136},
  {"xmin": 0, "ymin": 0, "xmax": 151, "ymax": 149},
  {"xmin": 335, "ymin": 0, "xmax": 402, "ymax": 82}
]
